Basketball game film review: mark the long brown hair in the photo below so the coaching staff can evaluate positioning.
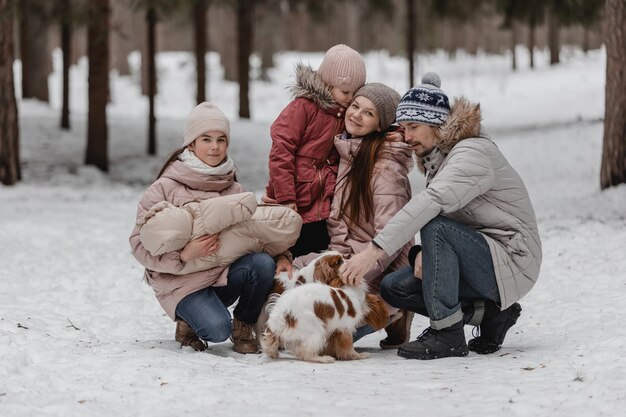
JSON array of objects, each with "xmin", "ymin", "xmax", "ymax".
[{"xmin": 339, "ymin": 131, "xmax": 386, "ymax": 226}]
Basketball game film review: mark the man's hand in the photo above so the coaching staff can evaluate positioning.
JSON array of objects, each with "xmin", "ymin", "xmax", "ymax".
[
  {"xmin": 339, "ymin": 243, "xmax": 385, "ymax": 285},
  {"xmin": 413, "ymin": 251, "xmax": 423, "ymax": 279},
  {"xmin": 179, "ymin": 234, "xmax": 220, "ymax": 262},
  {"xmin": 275, "ymin": 254, "xmax": 293, "ymax": 278}
]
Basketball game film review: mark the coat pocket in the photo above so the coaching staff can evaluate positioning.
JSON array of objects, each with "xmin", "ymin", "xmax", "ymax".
[
  {"xmin": 294, "ymin": 178, "xmax": 313, "ymax": 208},
  {"xmin": 481, "ymin": 228, "xmax": 529, "ymax": 256}
]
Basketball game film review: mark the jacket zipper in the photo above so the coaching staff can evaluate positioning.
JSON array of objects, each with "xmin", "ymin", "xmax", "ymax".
[{"xmin": 316, "ymin": 114, "xmax": 342, "ymax": 221}]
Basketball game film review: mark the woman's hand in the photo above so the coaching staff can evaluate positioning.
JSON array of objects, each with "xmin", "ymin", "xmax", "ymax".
[
  {"xmin": 275, "ymin": 254, "xmax": 293, "ymax": 278},
  {"xmin": 413, "ymin": 251, "xmax": 423, "ymax": 279},
  {"xmin": 340, "ymin": 243, "xmax": 385, "ymax": 286},
  {"xmin": 179, "ymin": 234, "xmax": 220, "ymax": 262},
  {"xmin": 385, "ymin": 130, "xmax": 404, "ymax": 142}
]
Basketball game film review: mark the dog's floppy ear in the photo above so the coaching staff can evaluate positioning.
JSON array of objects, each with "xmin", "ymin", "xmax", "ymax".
[
  {"xmin": 313, "ymin": 254, "xmax": 343, "ymax": 285},
  {"xmin": 363, "ymin": 293, "xmax": 389, "ymax": 330}
]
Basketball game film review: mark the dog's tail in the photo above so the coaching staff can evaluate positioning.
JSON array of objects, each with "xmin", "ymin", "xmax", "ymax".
[
  {"xmin": 264, "ymin": 292, "xmax": 281, "ymax": 314},
  {"xmin": 363, "ymin": 293, "xmax": 389, "ymax": 330}
]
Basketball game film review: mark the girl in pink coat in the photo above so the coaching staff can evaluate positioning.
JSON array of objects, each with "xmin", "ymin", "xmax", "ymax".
[{"xmin": 129, "ymin": 102, "xmax": 277, "ymax": 354}]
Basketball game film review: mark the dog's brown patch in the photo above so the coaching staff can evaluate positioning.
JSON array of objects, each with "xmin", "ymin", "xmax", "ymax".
[
  {"xmin": 271, "ymin": 279, "xmax": 286, "ymax": 295},
  {"xmin": 326, "ymin": 276, "xmax": 344, "ymax": 288},
  {"xmin": 324, "ymin": 329, "xmax": 353, "ymax": 358},
  {"xmin": 329, "ymin": 289, "xmax": 345, "ymax": 317},
  {"xmin": 284, "ymin": 313, "xmax": 297, "ymax": 328},
  {"xmin": 313, "ymin": 301, "xmax": 335, "ymax": 323},
  {"xmin": 335, "ymin": 289, "xmax": 356, "ymax": 317},
  {"xmin": 295, "ymin": 275, "xmax": 306, "ymax": 286},
  {"xmin": 364, "ymin": 293, "xmax": 389, "ymax": 330}
]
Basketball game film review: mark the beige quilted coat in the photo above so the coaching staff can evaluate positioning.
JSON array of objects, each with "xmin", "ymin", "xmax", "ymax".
[{"xmin": 137, "ymin": 192, "xmax": 301, "ymax": 275}]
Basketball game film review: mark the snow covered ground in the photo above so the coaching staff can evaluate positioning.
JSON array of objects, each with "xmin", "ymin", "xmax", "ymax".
[{"xmin": 1, "ymin": 46, "xmax": 625, "ymax": 417}]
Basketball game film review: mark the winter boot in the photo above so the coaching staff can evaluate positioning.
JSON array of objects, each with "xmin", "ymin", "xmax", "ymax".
[
  {"xmin": 468, "ymin": 301, "xmax": 522, "ymax": 354},
  {"xmin": 397, "ymin": 321, "xmax": 468, "ymax": 360},
  {"xmin": 379, "ymin": 310, "xmax": 415, "ymax": 349},
  {"xmin": 175, "ymin": 320, "xmax": 206, "ymax": 352},
  {"xmin": 231, "ymin": 319, "xmax": 260, "ymax": 354}
]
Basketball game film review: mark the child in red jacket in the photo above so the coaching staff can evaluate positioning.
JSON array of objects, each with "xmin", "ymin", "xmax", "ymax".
[{"xmin": 265, "ymin": 44, "xmax": 366, "ymax": 257}]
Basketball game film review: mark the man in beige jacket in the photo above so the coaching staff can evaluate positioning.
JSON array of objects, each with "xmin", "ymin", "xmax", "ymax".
[{"xmin": 341, "ymin": 73, "xmax": 542, "ymax": 360}]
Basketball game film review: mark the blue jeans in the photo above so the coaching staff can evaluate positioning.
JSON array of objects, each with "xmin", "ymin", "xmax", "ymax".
[
  {"xmin": 380, "ymin": 216, "xmax": 499, "ymax": 330},
  {"xmin": 174, "ymin": 253, "xmax": 275, "ymax": 342}
]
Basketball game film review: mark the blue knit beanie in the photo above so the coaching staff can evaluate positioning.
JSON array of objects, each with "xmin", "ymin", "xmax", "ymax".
[{"xmin": 396, "ymin": 72, "xmax": 450, "ymax": 126}]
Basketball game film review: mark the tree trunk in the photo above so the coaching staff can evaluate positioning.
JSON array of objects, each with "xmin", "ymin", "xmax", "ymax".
[
  {"xmin": 600, "ymin": 0, "xmax": 626, "ymax": 189},
  {"xmin": 511, "ymin": 22, "xmax": 518, "ymax": 71},
  {"xmin": 406, "ymin": 0, "xmax": 415, "ymax": 88},
  {"xmin": 582, "ymin": 27, "xmax": 590, "ymax": 54},
  {"xmin": 19, "ymin": 0, "xmax": 51, "ymax": 101},
  {"xmin": 146, "ymin": 6, "xmax": 157, "ymax": 155},
  {"xmin": 237, "ymin": 0, "xmax": 253, "ymax": 119},
  {"xmin": 528, "ymin": 22, "xmax": 536, "ymax": 69},
  {"xmin": 85, "ymin": 0, "xmax": 110, "ymax": 172},
  {"xmin": 194, "ymin": 0, "xmax": 208, "ymax": 104},
  {"xmin": 548, "ymin": 10, "xmax": 560, "ymax": 66},
  {"xmin": 256, "ymin": 5, "xmax": 276, "ymax": 82},
  {"xmin": 60, "ymin": 0, "xmax": 72, "ymax": 129},
  {"xmin": 0, "ymin": 0, "xmax": 20, "ymax": 185}
]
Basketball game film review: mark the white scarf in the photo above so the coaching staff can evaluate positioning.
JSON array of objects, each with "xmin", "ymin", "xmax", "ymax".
[{"xmin": 179, "ymin": 148, "xmax": 235, "ymax": 176}]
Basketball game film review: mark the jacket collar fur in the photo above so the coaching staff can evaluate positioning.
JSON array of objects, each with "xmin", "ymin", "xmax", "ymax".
[{"xmin": 289, "ymin": 63, "xmax": 338, "ymax": 111}]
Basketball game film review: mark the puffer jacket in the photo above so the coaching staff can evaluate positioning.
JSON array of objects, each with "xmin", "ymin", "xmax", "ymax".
[
  {"xmin": 265, "ymin": 63, "xmax": 346, "ymax": 224},
  {"xmin": 327, "ymin": 133, "xmax": 414, "ymax": 294},
  {"xmin": 129, "ymin": 160, "xmax": 245, "ymax": 320},
  {"xmin": 137, "ymin": 192, "xmax": 302, "ymax": 275},
  {"xmin": 373, "ymin": 98, "xmax": 542, "ymax": 309}
]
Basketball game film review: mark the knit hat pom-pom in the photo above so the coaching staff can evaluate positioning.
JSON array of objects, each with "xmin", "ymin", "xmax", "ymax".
[{"xmin": 421, "ymin": 72, "xmax": 441, "ymax": 88}]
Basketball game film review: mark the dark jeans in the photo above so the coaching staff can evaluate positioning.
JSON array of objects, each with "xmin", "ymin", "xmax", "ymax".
[
  {"xmin": 175, "ymin": 253, "xmax": 275, "ymax": 342},
  {"xmin": 290, "ymin": 220, "xmax": 330, "ymax": 257},
  {"xmin": 380, "ymin": 216, "xmax": 500, "ymax": 330}
]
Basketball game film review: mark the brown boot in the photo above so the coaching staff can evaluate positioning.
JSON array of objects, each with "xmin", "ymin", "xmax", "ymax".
[
  {"xmin": 379, "ymin": 310, "xmax": 415, "ymax": 349},
  {"xmin": 175, "ymin": 320, "xmax": 206, "ymax": 352},
  {"xmin": 231, "ymin": 319, "xmax": 260, "ymax": 354}
]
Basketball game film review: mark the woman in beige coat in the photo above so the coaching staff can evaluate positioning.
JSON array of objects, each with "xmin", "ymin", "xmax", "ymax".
[
  {"xmin": 129, "ymin": 102, "xmax": 287, "ymax": 354},
  {"xmin": 293, "ymin": 83, "xmax": 415, "ymax": 346},
  {"xmin": 342, "ymin": 73, "xmax": 542, "ymax": 360}
]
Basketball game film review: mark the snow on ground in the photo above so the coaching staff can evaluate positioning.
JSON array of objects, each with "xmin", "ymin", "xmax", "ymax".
[{"xmin": 1, "ymin": 47, "xmax": 626, "ymax": 417}]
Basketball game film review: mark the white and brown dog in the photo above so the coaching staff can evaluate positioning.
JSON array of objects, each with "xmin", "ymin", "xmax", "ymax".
[
  {"xmin": 254, "ymin": 251, "xmax": 327, "ymax": 339},
  {"xmin": 261, "ymin": 251, "xmax": 388, "ymax": 363}
]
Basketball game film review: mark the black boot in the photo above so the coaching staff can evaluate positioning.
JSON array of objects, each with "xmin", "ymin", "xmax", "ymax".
[
  {"xmin": 468, "ymin": 302, "xmax": 522, "ymax": 354},
  {"xmin": 397, "ymin": 321, "xmax": 468, "ymax": 360}
]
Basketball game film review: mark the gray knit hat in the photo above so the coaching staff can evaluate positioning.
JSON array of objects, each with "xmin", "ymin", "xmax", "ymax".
[
  {"xmin": 182, "ymin": 102, "xmax": 230, "ymax": 147},
  {"xmin": 396, "ymin": 72, "xmax": 451, "ymax": 126},
  {"xmin": 353, "ymin": 83, "xmax": 401, "ymax": 131},
  {"xmin": 317, "ymin": 44, "xmax": 366, "ymax": 92}
]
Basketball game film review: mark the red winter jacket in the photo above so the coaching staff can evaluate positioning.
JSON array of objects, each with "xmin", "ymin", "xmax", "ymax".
[{"xmin": 265, "ymin": 64, "xmax": 347, "ymax": 224}]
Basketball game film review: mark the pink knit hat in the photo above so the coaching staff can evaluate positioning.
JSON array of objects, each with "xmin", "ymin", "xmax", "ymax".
[
  {"xmin": 317, "ymin": 44, "xmax": 366, "ymax": 92},
  {"xmin": 182, "ymin": 102, "xmax": 230, "ymax": 147}
]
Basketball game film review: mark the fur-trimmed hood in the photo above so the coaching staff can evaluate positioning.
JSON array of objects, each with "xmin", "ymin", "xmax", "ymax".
[
  {"xmin": 436, "ymin": 96, "xmax": 482, "ymax": 154},
  {"xmin": 288, "ymin": 63, "xmax": 336, "ymax": 110},
  {"xmin": 416, "ymin": 97, "xmax": 482, "ymax": 174}
]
